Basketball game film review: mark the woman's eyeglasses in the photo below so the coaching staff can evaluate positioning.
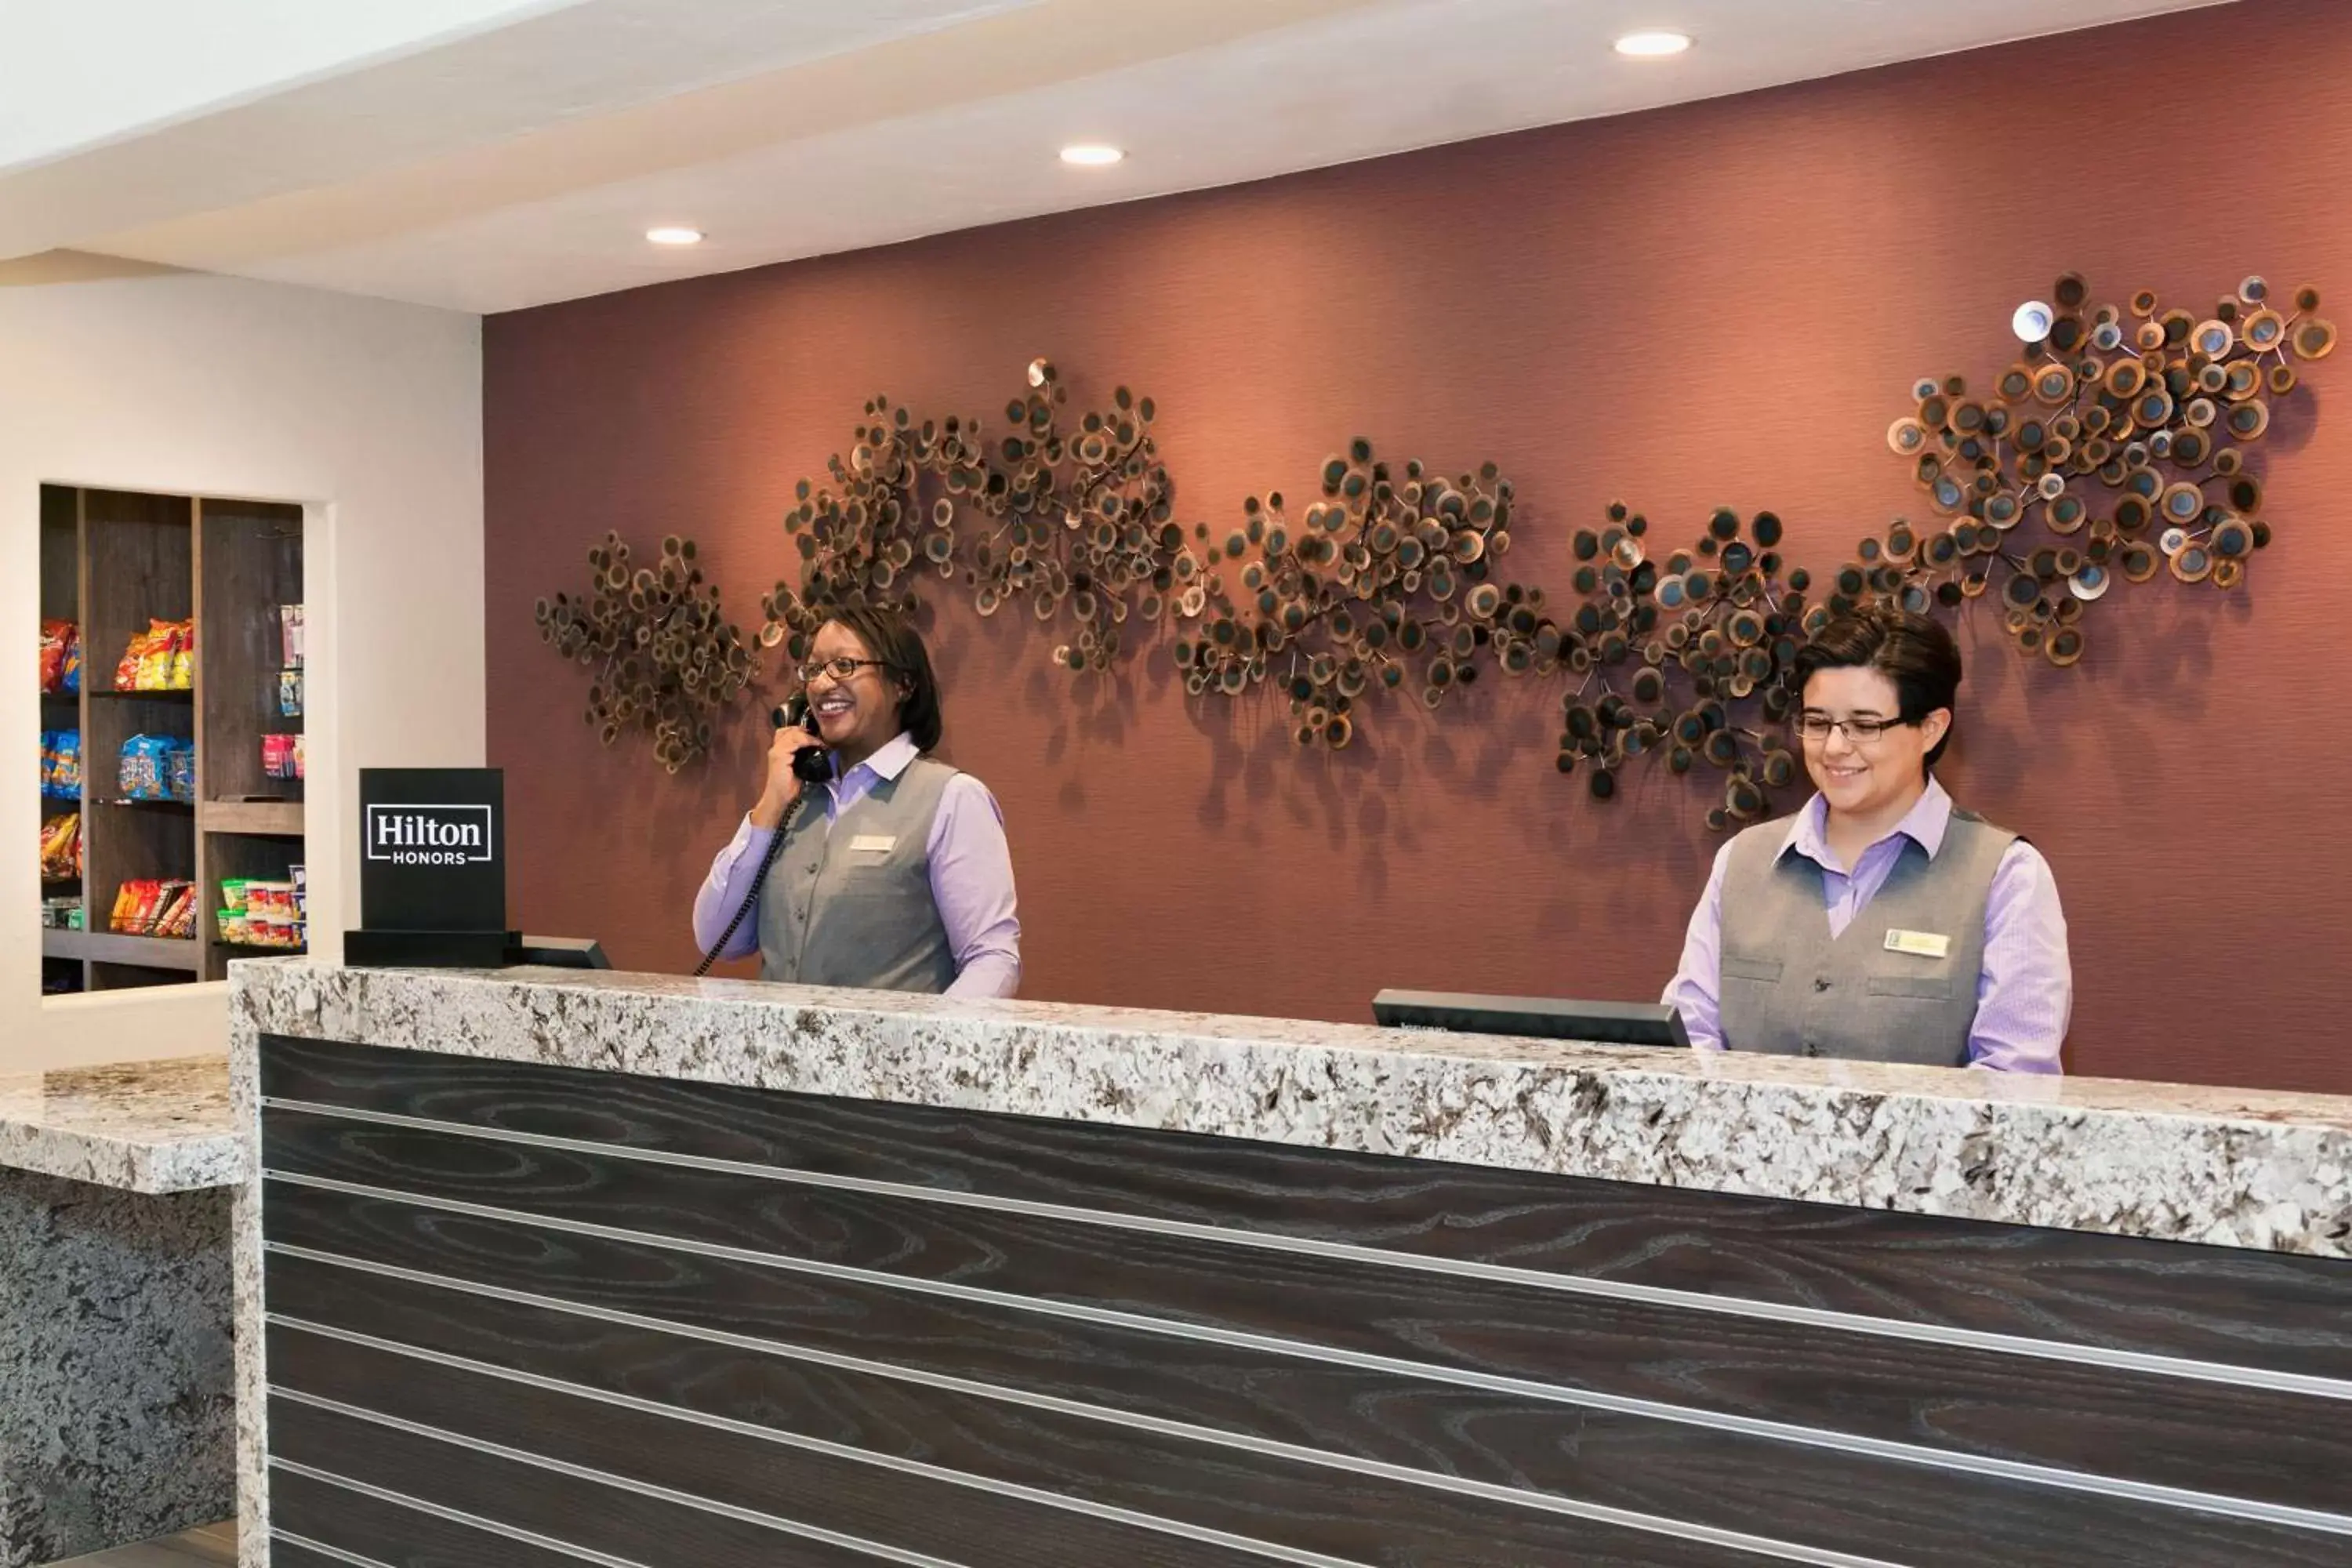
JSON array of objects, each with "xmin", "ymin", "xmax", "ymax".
[
  {"xmin": 1792, "ymin": 712, "xmax": 1911, "ymax": 746},
  {"xmin": 796, "ymin": 655, "xmax": 895, "ymax": 686}
]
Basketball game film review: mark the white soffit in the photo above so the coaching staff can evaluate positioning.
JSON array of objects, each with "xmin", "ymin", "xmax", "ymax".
[{"xmin": 4, "ymin": 0, "xmax": 2238, "ymax": 313}]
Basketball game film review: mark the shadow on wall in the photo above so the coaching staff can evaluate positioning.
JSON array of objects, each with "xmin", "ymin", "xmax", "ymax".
[{"xmin": 0, "ymin": 249, "xmax": 185, "ymax": 287}]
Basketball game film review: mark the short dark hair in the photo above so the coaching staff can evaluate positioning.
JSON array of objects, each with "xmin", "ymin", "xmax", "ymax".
[
  {"xmin": 1792, "ymin": 607, "xmax": 1962, "ymax": 769},
  {"xmin": 821, "ymin": 604, "xmax": 943, "ymax": 751}
]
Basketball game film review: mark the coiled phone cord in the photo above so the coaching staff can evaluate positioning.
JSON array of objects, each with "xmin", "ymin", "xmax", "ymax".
[{"xmin": 692, "ymin": 793, "xmax": 804, "ymax": 977}]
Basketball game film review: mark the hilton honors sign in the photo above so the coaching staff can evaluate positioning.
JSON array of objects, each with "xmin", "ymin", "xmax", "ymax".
[
  {"xmin": 366, "ymin": 804, "xmax": 494, "ymax": 866},
  {"xmin": 350, "ymin": 769, "xmax": 510, "ymax": 959}
]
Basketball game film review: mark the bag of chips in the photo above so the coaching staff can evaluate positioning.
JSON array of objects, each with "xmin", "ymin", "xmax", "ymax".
[
  {"xmin": 114, "ymin": 626, "xmax": 154, "ymax": 691},
  {"xmin": 38, "ymin": 731, "xmax": 82, "ymax": 799},
  {"xmin": 154, "ymin": 881, "xmax": 197, "ymax": 939},
  {"xmin": 167, "ymin": 619, "xmax": 195, "ymax": 690},
  {"xmin": 110, "ymin": 880, "xmax": 150, "ymax": 934},
  {"xmin": 120, "ymin": 735, "xmax": 161, "ymax": 800},
  {"xmin": 39, "ymin": 620, "xmax": 67, "ymax": 692},
  {"xmin": 40, "ymin": 813, "xmax": 82, "ymax": 880},
  {"xmin": 138, "ymin": 619, "xmax": 176, "ymax": 691}
]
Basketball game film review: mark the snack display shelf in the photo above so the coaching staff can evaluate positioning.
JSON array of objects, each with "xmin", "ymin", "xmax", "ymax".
[
  {"xmin": 40, "ymin": 928, "xmax": 202, "ymax": 971},
  {"xmin": 37, "ymin": 485, "xmax": 305, "ymax": 995}
]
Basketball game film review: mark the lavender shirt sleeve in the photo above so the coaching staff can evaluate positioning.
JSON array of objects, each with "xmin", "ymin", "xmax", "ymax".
[
  {"xmin": 1661, "ymin": 840, "xmax": 1734, "ymax": 1053},
  {"xmin": 689, "ymin": 815, "xmax": 775, "ymax": 963},
  {"xmin": 1965, "ymin": 841, "xmax": 2071, "ymax": 1074},
  {"xmin": 928, "ymin": 774, "xmax": 1022, "ymax": 999}
]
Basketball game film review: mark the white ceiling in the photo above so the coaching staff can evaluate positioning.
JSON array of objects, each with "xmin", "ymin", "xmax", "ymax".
[{"xmin": 2, "ymin": 0, "xmax": 2234, "ymax": 315}]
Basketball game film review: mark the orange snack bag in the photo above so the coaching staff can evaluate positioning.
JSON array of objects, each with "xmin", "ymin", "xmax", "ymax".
[{"xmin": 113, "ymin": 627, "xmax": 153, "ymax": 691}]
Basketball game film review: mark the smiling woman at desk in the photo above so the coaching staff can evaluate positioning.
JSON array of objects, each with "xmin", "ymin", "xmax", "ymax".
[{"xmin": 1666, "ymin": 607, "xmax": 2071, "ymax": 1071}]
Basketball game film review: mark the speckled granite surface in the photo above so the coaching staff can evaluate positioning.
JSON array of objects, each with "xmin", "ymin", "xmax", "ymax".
[
  {"xmin": 225, "ymin": 959, "xmax": 2352, "ymax": 1568},
  {"xmin": 228, "ymin": 961, "xmax": 2352, "ymax": 1258},
  {"xmin": 0, "ymin": 1168, "xmax": 233, "ymax": 1568},
  {"xmin": 0, "ymin": 1056, "xmax": 241, "ymax": 1194}
]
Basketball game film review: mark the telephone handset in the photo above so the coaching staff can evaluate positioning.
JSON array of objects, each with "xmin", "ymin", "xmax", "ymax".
[
  {"xmin": 693, "ymin": 696, "xmax": 823, "ymax": 976},
  {"xmin": 775, "ymin": 695, "xmax": 836, "ymax": 784}
]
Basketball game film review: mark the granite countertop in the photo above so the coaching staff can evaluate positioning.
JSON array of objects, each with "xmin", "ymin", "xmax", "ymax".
[
  {"xmin": 0, "ymin": 1054, "xmax": 243, "ymax": 1193},
  {"xmin": 230, "ymin": 962, "xmax": 2352, "ymax": 1258}
]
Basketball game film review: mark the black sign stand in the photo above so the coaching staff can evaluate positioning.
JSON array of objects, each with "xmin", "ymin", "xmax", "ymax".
[{"xmin": 344, "ymin": 768, "xmax": 521, "ymax": 968}]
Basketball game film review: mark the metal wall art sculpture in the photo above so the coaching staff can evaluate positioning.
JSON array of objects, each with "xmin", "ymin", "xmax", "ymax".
[
  {"xmin": 756, "ymin": 361, "xmax": 1177, "ymax": 683},
  {"xmin": 534, "ymin": 532, "xmax": 756, "ymax": 772},
  {"xmin": 1878, "ymin": 273, "xmax": 2331, "ymax": 666},
  {"xmin": 538, "ymin": 272, "xmax": 2326, "ymax": 827}
]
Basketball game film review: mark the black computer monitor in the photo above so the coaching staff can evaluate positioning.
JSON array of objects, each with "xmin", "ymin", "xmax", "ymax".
[
  {"xmin": 1372, "ymin": 989, "xmax": 1689, "ymax": 1048},
  {"xmin": 506, "ymin": 935, "xmax": 611, "ymax": 970}
]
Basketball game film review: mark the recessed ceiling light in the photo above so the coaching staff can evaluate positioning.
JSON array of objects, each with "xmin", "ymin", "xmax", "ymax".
[
  {"xmin": 645, "ymin": 227, "xmax": 705, "ymax": 246},
  {"xmin": 1059, "ymin": 144, "xmax": 1124, "ymax": 168},
  {"xmin": 1613, "ymin": 30, "xmax": 1692, "ymax": 58}
]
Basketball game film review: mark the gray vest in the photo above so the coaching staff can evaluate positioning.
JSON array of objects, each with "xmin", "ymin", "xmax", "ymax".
[
  {"xmin": 1716, "ymin": 808, "xmax": 2016, "ymax": 1066},
  {"xmin": 756, "ymin": 755, "xmax": 960, "ymax": 994}
]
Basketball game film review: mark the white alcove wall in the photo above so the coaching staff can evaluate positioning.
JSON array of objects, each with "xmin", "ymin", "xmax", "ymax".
[{"xmin": 1, "ymin": 252, "xmax": 484, "ymax": 1070}]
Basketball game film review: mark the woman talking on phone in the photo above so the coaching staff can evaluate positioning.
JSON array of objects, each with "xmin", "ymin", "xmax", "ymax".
[{"xmin": 691, "ymin": 604, "xmax": 1021, "ymax": 996}]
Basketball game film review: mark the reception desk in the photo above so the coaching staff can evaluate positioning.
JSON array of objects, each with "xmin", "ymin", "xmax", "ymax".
[
  {"xmin": 229, "ymin": 963, "xmax": 2352, "ymax": 1568},
  {"xmin": 1, "ymin": 1054, "xmax": 240, "ymax": 1564}
]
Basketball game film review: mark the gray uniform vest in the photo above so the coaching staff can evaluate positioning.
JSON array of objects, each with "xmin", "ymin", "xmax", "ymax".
[
  {"xmin": 1716, "ymin": 808, "xmax": 2016, "ymax": 1066},
  {"xmin": 756, "ymin": 755, "xmax": 960, "ymax": 994}
]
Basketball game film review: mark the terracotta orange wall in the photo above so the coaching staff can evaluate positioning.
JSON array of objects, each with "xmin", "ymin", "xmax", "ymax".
[{"xmin": 486, "ymin": 0, "xmax": 2352, "ymax": 1094}]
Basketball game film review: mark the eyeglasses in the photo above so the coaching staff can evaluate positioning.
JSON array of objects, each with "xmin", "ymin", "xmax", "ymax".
[
  {"xmin": 1793, "ymin": 713, "xmax": 1912, "ymax": 746},
  {"xmin": 796, "ymin": 655, "xmax": 896, "ymax": 686}
]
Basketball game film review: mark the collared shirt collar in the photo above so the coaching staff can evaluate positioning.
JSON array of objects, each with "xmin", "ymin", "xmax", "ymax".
[
  {"xmin": 835, "ymin": 731, "xmax": 920, "ymax": 787},
  {"xmin": 1777, "ymin": 774, "xmax": 1953, "ymax": 873}
]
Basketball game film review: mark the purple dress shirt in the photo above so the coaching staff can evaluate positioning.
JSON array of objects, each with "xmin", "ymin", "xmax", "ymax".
[
  {"xmin": 691, "ymin": 732, "xmax": 1022, "ymax": 999},
  {"xmin": 1661, "ymin": 778, "xmax": 2071, "ymax": 1073}
]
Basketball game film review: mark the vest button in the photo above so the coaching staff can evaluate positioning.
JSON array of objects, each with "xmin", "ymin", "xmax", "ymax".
[
  {"xmin": 806, "ymin": 862, "xmax": 818, "ymax": 874},
  {"xmin": 1813, "ymin": 978, "xmax": 1831, "ymax": 993}
]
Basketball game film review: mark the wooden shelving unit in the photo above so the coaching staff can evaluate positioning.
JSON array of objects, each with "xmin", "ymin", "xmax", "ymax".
[
  {"xmin": 34, "ymin": 484, "xmax": 307, "ymax": 996},
  {"xmin": 40, "ymin": 927, "xmax": 205, "ymax": 971},
  {"xmin": 37, "ymin": 486, "xmax": 84, "ymax": 996}
]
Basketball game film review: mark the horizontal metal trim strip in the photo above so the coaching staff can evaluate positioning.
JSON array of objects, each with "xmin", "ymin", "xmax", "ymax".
[
  {"xmin": 260, "ymin": 1094, "xmax": 2352, "ymax": 1403},
  {"xmin": 274, "ymin": 1400, "xmax": 985, "ymax": 1568},
  {"xmin": 274, "ymin": 1462, "xmax": 659, "ymax": 1568},
  {"xmin": 260, "ymin": 1191, "xmax": 2352, "ymax": 1541},
  {"xmin": 274, "ymin": 1382, "xmax": 1366, "ymax": 1568},
  {"xmin": 269, "ymin": 1308, "xmax": 1894, "ymax": 1568},
  {"xmin": 272, "ymin": 1532, "xmax": 396, "ymax": 1568}
]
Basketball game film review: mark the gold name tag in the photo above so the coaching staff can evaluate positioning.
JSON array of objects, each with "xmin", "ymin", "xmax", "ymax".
[
  {"xmin": 848, "ymin": 834, "xmax": 897, "ymax": 855},
  {"xmin": 1884, "ymin": 928, "xmax": 1951, "ymax": 960}
]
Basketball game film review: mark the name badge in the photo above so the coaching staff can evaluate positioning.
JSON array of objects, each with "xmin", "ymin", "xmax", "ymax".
[
  {"xmin": 848, "ymin": 834, "xmax": 897, "ymax": 855},
  {"xmin": 1884, "ymin": 928, "xmax": 1951, "ymax": 960}
]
